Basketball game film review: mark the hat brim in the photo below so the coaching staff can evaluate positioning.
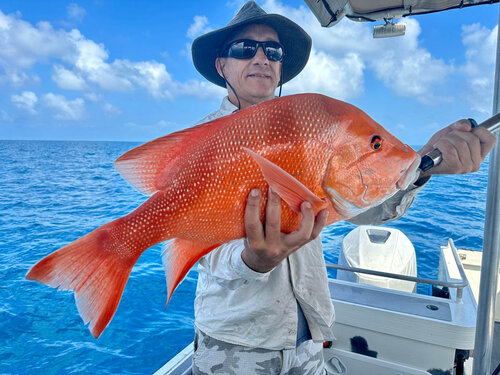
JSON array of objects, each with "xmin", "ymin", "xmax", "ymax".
[{"xmin": 192, "ymin": 13, "xmax": 311, "ymax": 88}]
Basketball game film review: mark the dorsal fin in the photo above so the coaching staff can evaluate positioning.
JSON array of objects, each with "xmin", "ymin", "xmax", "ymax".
[{"xmin": 114, "ymin": 121, "xmax": 217, "ymax": 195}]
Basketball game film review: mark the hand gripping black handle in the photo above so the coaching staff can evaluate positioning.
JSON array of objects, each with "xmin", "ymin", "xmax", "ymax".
[{"xmin": 419, "ymin": 114, "xmax": 500, "ymax": 172}]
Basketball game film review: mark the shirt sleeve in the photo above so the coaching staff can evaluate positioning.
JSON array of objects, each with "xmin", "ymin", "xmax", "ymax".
[
  {"xmin": 199, "ymin": 238, "xmax": 272, "ymax": 286},
  {"xmin": 347, "ymin": 177, "xmax": 429, "ymax": 225}
]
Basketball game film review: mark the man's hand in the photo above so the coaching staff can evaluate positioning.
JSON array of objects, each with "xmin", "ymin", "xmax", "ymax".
[
  {"xmin": 418, "ymin": 119, "xmax": 496, "ymax": 180},
  {"xmin": 241, "ymin": 188, "xmax": 329, "ymax": 273}
]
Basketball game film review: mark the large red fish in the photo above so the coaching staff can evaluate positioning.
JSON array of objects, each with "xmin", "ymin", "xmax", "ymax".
[{"xmin": 26, "ymin": 93, "xmax": 419, "ymax": 338}]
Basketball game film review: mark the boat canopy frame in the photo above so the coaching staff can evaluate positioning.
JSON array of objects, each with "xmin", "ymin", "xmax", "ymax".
[
  {"xmin": 303, "ymin": 1, "xmax": 500, "ymax": 373},
  {"xmin": 473, "ymin": 7, "xmax": 500, "ymax": 374},
  {"xmin": 304, "ymin": 0, "xmax": 500, "ymax": 27}
]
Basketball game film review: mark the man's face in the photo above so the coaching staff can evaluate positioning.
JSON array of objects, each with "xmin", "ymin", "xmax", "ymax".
[{"xmin": 216, "ymin": 24, "xmax": 282, "ymax": 109}]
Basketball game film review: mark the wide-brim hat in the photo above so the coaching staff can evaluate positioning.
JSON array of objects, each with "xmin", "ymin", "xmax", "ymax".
[{"xmin": 192, "ymin": 1, "xmax": 312, "ymax": 88}]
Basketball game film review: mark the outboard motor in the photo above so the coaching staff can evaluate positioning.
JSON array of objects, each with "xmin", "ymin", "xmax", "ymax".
[{"xmin": 338, "ymin": 226, "xmax": 417, "ymax": 293}]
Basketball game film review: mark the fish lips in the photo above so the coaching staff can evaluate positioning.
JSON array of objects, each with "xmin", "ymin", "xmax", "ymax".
[
  {"xmin": 323, "ymin": 153, "xmax": 421, "ymax": 219},
  {"xmin": 396, "ymin": 155, "xmax": 421, "ymax": 190}
]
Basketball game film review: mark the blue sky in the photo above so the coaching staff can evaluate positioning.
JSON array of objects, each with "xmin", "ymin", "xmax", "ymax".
[{"xmin": 0, "ymin": 0, "xmax": 498, "ymax": 145}]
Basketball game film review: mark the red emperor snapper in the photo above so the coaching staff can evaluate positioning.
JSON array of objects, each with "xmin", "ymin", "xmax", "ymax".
[{"xmin": 26, "ymin": 93, "xmax": 420, "ymax": 338}]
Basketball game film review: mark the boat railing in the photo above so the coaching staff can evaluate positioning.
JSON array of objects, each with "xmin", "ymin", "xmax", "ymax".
[{"xmin": 325, "ymin": 238, "xmax": 469, "ymax": 303}]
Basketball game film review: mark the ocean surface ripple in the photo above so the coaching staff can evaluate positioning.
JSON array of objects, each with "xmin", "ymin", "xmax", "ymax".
[{"xmin": 0, "ymin": 140, "xmax": 490, "ymax": 374}]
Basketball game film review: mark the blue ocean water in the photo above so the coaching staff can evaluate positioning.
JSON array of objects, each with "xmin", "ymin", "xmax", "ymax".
[{"xmin": 0, "ymin": 140, "xmax": 490, "ymax": 374}]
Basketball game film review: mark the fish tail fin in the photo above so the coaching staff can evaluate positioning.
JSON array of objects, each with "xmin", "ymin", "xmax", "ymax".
[
  {"xmin": 162, "ymin": 239, "xmax": 217, "ymax": 306},
  {"xmin": 26, "ymin": 221, "xmax": 141, "ymax": 338}
]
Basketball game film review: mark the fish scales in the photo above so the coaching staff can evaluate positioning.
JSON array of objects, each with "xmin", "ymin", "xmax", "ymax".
[
  {"xmin": 26, "ymin": 93, "xmax": 419, "ymax": 338},
  {"xmin": 165, "ymin": 97, "xmax": 336, "ymax": 239}
]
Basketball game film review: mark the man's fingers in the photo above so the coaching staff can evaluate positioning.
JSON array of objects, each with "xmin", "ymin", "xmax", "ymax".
[
  {"xmin": 473, "ymin": 126, "xmax": 497, "ymax": 159},
  {"xmin": 244, "ymin": 189, "xmax": 264, "ymax": 249},
  {"xmin": 446, "ymin": 130, "xmax": 481, "ymax": 172},
  {"xmin": 284, "ymin": 201, "xmax": 315, "ymax": 248},
  {"xmin": 437, "ymin": 120, "xmax": 496, "ymax": 173},
  {"xmin": 418, "ymin": 119, "xmax": 471, "ymax": 157},
  {"xmin": 429, "ymin": 121, "xmax": 496, "ymax": 174},
  {"xmin": 298, "ymin": 201, "xmax": 315, "ymax": 237},
  {"xmin": 457, "ymin": 130, "xmax": 482, "ymax": 170},
  {"xmin": 451, "ymin": 119, "xmax": 472, "ymax": 132},
  {"xmin": 311, "ymin": 209, "xmax": 329, "ymax": 239},
  {"xmin": 265, "ymin": 188, "xmax": 282, "ymax": 245},
  {"xmin": 431, "ymin": 138, "xmax": 460, "ymax": 173}
]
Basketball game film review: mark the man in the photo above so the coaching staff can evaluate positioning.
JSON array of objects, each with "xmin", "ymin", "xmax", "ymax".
[{"xmin": 190, "ymin": 1, "xmax": 496, "ymax": 374}]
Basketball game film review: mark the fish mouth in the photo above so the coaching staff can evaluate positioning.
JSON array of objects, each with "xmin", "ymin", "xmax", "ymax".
[
  {"xmin": 324, "ymin": 186, "xmax": 371, "ymax": 219},
  {"xmin": 325, "ymin": 155, "xmax": 421, "ymax": 219},
  {"xmin": 396, "ymin": 155, "xmax": 421, "ymax": 190}
]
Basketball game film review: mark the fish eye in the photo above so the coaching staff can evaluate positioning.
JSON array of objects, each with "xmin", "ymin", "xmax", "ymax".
[{"xmin": 371, "ymin": 136, "xmax": 382, "ymax": 150}]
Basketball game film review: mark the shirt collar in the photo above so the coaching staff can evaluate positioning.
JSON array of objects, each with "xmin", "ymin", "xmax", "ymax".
[{"xmin": 220, "ymin": 96, "xmax": 239, "ymax": 115}]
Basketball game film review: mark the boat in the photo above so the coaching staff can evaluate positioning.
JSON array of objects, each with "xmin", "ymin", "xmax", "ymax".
[
  {"xmin": 457, "ymin": 248, "xmax": 500, "ymax": 324},
  {"xmin": 156, "ymin": 1, "xmax": 500, "ymax": 373},
  {"xmin": 155, "ymin": 226, "xmax": 498, "ymax": 374}
]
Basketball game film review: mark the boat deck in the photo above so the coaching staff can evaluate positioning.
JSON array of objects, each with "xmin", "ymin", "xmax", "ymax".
[
  {"xmin": 457, "ymin": 248, "xmax": 500, "ymax": 371},
  {"xmin": 156, "ymin": 245, "xmax": 499, "ymax": 375},
  {"xmin": 156, "ymin": 293, "xmax": 499, "ymax": 375},
  {"xmin": 154, "ymin": 318, "xmax": 500, "ymax": 375}
]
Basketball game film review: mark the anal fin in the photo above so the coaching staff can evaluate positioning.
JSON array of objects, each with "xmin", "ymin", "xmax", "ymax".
[{"xmin": 162, "ymin": 239, "xmax": 217, "ymax": 305}]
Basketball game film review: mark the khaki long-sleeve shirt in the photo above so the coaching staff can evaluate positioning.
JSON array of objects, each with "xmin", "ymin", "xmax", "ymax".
[{"xmin": 193, "ymin": 96, "xmax": 427, "ymax": 350}]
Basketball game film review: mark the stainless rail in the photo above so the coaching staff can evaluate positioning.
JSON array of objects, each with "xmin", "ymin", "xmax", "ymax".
[
  {"xmin": 326, "ymin": 239, "xmax": 469, "ymax": 303},
  {"xmin": 473, "ymin": 5, "xmax": 500, "ymax": 374}
]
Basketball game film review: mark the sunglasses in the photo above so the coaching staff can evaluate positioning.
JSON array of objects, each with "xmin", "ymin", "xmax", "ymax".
[{"xmin": 219, "ymin": 39, "xmax": 285, "ymax": 62}]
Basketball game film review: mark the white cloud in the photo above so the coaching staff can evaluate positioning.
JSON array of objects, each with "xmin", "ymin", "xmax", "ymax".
[
  {"xmin": 286, "ymin": 49, "xmax": 365, "ymax": 99},
  {"xmin": 461, "ymin": 23, "xmax": 497, "ymax": 116},
  {"xmin": 187, "ymin": 15, "xmax": 212, "ymax": 39},
  {"xmin": 0, "ymin": 71, "xmax": 29, "ymax": 86},
  {"xmin": 11, "ymin": 91, "xmax": 38, "ymax": 114},
  {"xmin": 67, "ymin": 3, "xmax": 86, "ymax": 22},
  {"xmin": 367, "ymin": 19, "xmax": 450, "ymax": 103},
  {"xmin": 0, "ymin": 11, "xmax": 76, "ymax": 85},
  {"xmin": 52, "ymin": 65, "xmax": 87, "ymax": 90},
  {"xmin": 122, "ymin": 119, "xmax": 183, "ymax": 138},
  {"xmin": 1, "ymin": 109, "xmax": 13, "ymax": 122},
  {"xmin": 176, "ymin": 79, "xmax": 226, "ymax": 101},
  {"xmin": 116, "ymin": 59, "xmax": 175, "ymax": 99},
  {"xmin": 84, "ymin": 92, "xmax": 100, "ymax": 102},
  {"xmin": 69, "ymin": 32, "xmax": 134, "ymax": 92},
  {"xmin": 3, "ymin": 1, "xmax": 494, "ymax": 113},
  {"xmin": 261, "ymin": 0, "xmax": 453, "ymax": 103},
  {"xmin": 102, "ymin": 102, "xmax": 122, "ymax": 116},
  {"xmin": 0, "ymin": 10, "xmax": 220, "ymax": 102},
  {"xmin": 42, "ymin": 93, "xmax": 85, "ymax": 120},
  {"xmin": 182, "ymin": 15, "xmax": 214, "ymax": 59}
]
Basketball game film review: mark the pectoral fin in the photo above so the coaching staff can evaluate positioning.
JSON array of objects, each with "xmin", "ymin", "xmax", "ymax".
[{"xmin": 243, "ymin": 147, "xmax": 327, "ymax": 214}]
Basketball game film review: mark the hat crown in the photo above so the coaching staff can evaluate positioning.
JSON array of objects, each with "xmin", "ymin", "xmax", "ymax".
[{"xmin": 227, "ymin": 1, "xmax": 267, "ymax": 28}]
